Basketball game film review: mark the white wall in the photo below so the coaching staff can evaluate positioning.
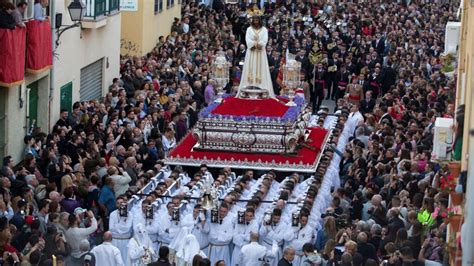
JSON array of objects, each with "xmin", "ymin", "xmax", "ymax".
[
  {"xmin": 51, "ymin": 1, "xmax": 121, "ymax": 128},
  {"xmin": 3, "ymin": 71, "xmax": 49, "ymax": 161},
  {"xmin": 2, "ymin": 2, "xmax": 121, "ymax": 161}
]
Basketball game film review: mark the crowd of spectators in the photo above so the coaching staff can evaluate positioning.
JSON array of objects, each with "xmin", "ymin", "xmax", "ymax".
[
  {"xmin": 0, "ymin": 0, "xmax": 466, "ymax": 265},
  {"xmin": 0, "ymin": 0, "xmax": 48, "ymax": 29}
]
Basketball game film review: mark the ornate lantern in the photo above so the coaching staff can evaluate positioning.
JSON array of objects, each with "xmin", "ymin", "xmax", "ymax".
[
  {"xmin": 283, "ymin": 58, "xmax": 301, "ymax": 106},
  {"xmin": 211, "ymin": 52, "xmax": 231, "ymax": 103}
]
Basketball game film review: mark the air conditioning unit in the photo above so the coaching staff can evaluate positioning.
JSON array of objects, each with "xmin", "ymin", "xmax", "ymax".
[
  {"xmin": 432, "ymin": 117, "xmax": 454, "ymax": 161},
  {"xmin": 445, "ymin": 22, "xmax": 461, "ymax": 55}
]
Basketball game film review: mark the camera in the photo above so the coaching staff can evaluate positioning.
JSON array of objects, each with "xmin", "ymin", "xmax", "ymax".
[
  {"xmin": 321, "ymin": 211, "xmax": 347, "ymax": 229},
  {"xmin": 211, "ymin": 208, "xmax": 219, "ymax": 224},
  {"xmin": 119, "ymin": 203, "xmax": 128, "ymax": 217},
  {"xmin": 237, "ymin": 209, "xmax": 245, "ymax": 225},
  {"xmin": 145, "ymin": 206, "xmax": 154, "ymax": 220}
]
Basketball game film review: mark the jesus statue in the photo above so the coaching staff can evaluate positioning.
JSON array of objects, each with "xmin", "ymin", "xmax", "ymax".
[{"xmin": 237, "ymin": 8, "xmax": 275, "ymax": 98}]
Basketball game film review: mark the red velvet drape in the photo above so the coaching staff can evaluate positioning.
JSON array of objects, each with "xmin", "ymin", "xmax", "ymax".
[
  {"xmin": 212, "ymin": 97, "xmax": 289, "ymax": 117},
  {"xmin": 26, "ymin": 20, "xmax": 53, "ymax": 73},
  {"xmin": 0, "ymin": 27, "xmax": 26, "ymax": 87},
  {"xmin": 169, "ymin": 127, "xmax": 328, "ymax": 167}
]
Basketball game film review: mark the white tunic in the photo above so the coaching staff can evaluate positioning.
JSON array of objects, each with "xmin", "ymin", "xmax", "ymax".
[
  {"xmin": 241, "ymin": 241, "xmax": 279, "ymax": 266},
  {"xmin": 231, "ymin": 220, "xmax": 260, "ymax": 266},
  {"xmin": 237, "ymin": 26, "xmax": 275, "ymax": 97},
  {"xmin": 109, "ymin": 210, "xmax": 133, "ymax": 266},
  {"xmin": 175, "ymin": 234, "xmax": 207, "ymax": 266},
  {"xmin": 208, "ymin": 215, "xmax": 234, "ymax": 266},
  {"xmin": 347, "ymin": 111, "xmax": 364, "ymax": 134},
  {"xmin": 285, "ymin": 225, "xmax": 315, "ymax": 266},
  {"xmin": 157, "ymin": 212, "xmax": 180, "ymax": 246},
  {"xmin": 132, "ymin": 211, "xmax": 160, "ymax": 250},
  {"xmin": 128, "ymin": 224, "xmax": 157, "ymax": 266},
  {"xmin": 259, "ymin": 221, "xmax": 292, "ymax": 266},
  {"xmin": 91, "ymin": 242, "xmax": 124, "ymax": 266},
  {"xmin": 189, "ymin": 215, "xmax": 210, "ymax": 252}
]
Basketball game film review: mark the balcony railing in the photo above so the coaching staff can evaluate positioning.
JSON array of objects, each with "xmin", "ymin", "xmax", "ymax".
[
  {"xmin": 83, "ymin": 0, "xmax": 120, "ymax": 20},
  {"xmin": 108, "ymin": 0, "xmax": 120, "ymax": 14},
  {"xmin": 84, "ymin": 0, "xmax": 106, "ymax": 20}
]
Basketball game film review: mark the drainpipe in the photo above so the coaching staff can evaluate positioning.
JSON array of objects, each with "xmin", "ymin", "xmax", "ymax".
[
  {"xmin": 462, "ymin": 129, "xmax": 474, "ymax": 265},
  {"xmin": 49, "ymin": 0, "xmax": 56, "ymax": 132}
]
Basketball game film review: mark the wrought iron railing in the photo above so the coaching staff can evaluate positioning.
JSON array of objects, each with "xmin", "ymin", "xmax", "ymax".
[
  {"xmin": 84, "ymin": 0, "xmax": 107, "ymax": 20},
  {"xmin": 108, "ymin": 0, "xmax": 120, "ymax": 14}
]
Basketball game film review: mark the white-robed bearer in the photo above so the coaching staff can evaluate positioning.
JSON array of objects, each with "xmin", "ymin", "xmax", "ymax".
[
  {"xmin": 241, "ymin": 232, "xmax": 279, "ymax": 266},
  {"xmin": 176, "ymin": 234, "xmax": 207, "ymax": 266},
  {"xmin": 259, "ymin": 208, "xmax": 292, "ymax": 266},
  {"xmin": 132, "ymin": 199, "xmax": 160, "ymax": 250},
  {"xmin": 285, "ymin": 213, "xmax": 315, "ymax": 266},
  {"xmin": 189, "ymin": 204, "xmax": 210, "ymax": 255},
  {"xmin": 157, "ymin": 202, "xmax": 180, "ymax": 249},
  {"xmin": 109, "ymin": 195, "xmax": 133, "ymax": 265},
  {"xmin": 128, "ymin": 223, "xmax": 157, "ymax": 266},
  {"xmin": 231, "ymin": 207, "xmax": 259, "ymax": 266},
  {"xmin": 91, "ymin": 231, "xmax": 125, "ymax": 266},
  {"xmin": 208, "ymin": 202, "xmax": 234, "ymax": 266},
  {"xmin": 347, "ymin": 104, "xmax": 364, "ymax": 134}
]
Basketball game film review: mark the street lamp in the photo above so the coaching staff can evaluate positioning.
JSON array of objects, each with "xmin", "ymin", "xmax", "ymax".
[
  {"xmin": 67, "ymin": 0, "xmax": 85, "ymax": 22},
  {"xmin": 56, "ymin": 0, "xmax": 85, "ymax": 47}
]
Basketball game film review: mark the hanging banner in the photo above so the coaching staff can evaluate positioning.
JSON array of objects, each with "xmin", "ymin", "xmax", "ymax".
[
  {"xmin": 0, "ymin": 27, "xmax": 26, "ymax": 87},
  {"xmin": 120, "ymin": 0, "xmax": 138, "ymax": 11},
  {"xmin": 26, "ymin": 20, "xmax": 53, "ymax": 74}
]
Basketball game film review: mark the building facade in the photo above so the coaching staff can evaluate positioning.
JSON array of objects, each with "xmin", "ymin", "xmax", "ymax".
[
  {"xmin": 455, "ymin": 0, "xmax": 474, "ymax": 265},
  {"xmin": 120, "ymin": 0, "xmax": 181, "ymax": 55},
  {"xmin": 0, "ymin": 0, "xmax": 121, "ymax": 162}
]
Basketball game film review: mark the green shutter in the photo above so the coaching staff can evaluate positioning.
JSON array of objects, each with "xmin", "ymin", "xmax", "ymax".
[
  {"xmin": 28, "ymin": 81, "xmax": 39, "ymax": 130},
  {"xmin": 60, "ymin": 82, "xmax": 73, "ymax": 113}
]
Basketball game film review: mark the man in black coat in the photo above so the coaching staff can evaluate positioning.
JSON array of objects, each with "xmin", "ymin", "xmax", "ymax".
[
  {"xmin": 277, "ymin": 247, "xmax": 296, "ymax": 266},
  {"xmin": 357, "ymin": 232, "xmax": 378, "ymax": 264},
  {"xmin": 372, "ymin": 33, "xmax": 386, "ymax": 55},
  {"xmin": 360, "ymin": 91, "xmax": 376, "ymax": 115}
]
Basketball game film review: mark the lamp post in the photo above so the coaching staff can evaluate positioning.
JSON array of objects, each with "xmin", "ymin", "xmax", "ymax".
[
  {"xmin": 283, "ymin": 58, "xmax": 301, "ymax": 106},
  {"xmin": 211, "ymin": 52, "xmax": 231, "ymax": 103},
  {"xmin": 56, "ymin": 0, "xmax": 85, "ymax": 47}
]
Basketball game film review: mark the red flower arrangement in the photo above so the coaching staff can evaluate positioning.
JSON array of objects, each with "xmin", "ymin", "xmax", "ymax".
[
  {"xmin": 439, "ymin": 174, "xmax": 457, "ymax": 193},
  {"xmin": 432, "ymin": 206, "xmax": 461, "ymax": 220}
]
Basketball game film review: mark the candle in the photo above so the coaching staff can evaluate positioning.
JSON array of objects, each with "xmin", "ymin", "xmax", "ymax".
[{"xmin": 52, "ymin": 255, "xmax": 56, "ymax": 266}]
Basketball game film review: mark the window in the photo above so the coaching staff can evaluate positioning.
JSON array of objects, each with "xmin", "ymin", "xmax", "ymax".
[
  {"xmin": 167, "ymin": 0, "xmax": 174, "ymax": 8},
  {"xmin": 159, "ymin": 0, "xmax": 163, "ymax": 12},
  {"xmin": 154, "ymin": 0, "xmax": 159, "ymax": 14}
]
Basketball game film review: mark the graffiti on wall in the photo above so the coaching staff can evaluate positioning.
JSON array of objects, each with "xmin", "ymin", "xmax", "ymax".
[{"xmin": 120, "ymin": 39, "xmax": 140, "ymax": 55}]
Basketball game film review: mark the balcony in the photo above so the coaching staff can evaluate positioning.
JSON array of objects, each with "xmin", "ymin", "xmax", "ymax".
[
  {"xmin": 0, "ymin": 27, "xmax": 26, "ymax": 87},
  {"xmin": 82, "ymin": 0, "xmax": 120, "ymax": 29},
  {"xmin": 0, "ymin": 20, "xmax": 52, "ymax": 88}
]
